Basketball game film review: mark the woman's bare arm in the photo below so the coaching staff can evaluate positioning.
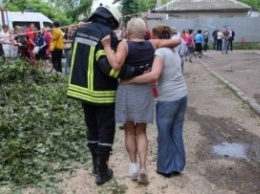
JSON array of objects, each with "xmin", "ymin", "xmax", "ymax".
[
  {"xmin": 150, "ymin": 38, "xmax": 181, "ymax": 49},
  {"xmin": 122, "ymin": 56, "xmax": 163, "ymax": 84},
  {"xmin": 102, "ymin": 35, "xmax": 127, "ymax": 70}
]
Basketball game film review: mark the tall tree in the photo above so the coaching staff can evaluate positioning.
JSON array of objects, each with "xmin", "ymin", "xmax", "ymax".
[
  {"xmin": 237, "ymin": 0, "xmax": 260, "ymax": 11},
  {"xmin": 114, "ymin": 0, "xmax": 170, "ymax": 21},
  {"xmin": 66, "ymin": 0, "xmax": 92, "ymax": 22},
  {"xmin": 3, "ymin": 0, "xmax": 72, "ymax": 25},
  {"xmin": 121, "ymin": 0, "xmax": 139, "ymax": 25},
  {"xmin": 3, "ymin": 0, "xmax": 94, "ymax": 24}
]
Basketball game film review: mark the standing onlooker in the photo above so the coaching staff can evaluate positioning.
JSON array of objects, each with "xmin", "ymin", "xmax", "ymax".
[
  {"xmin": 181, "ymin": 29, "xmax": 186, "ymax": 40},
  {"xmin": 194, "ymin": 29, "xmax": 204, "ymax": 58},
  {"xmin": 33, "ymin": 29, "xmax": 47, "ymax": 60},
  {"xmin": 228, "ymin": 27, "xmax": 235, "ymax": 52},
  {"xmin": 63, "ymin": 26, "xmax": 73, "ymax": 75},
  {"xmin": 222, "ymin": 27, "xmax": 230, "ymax": 54},
  {"xmin": 121, "ymin": 26, "xmax": 127, "ymax": 40},
  {"xmin": 203, "ymin": 28, "xmax": 209, "ymax": 51},
  {"xmin": 0, "ymin": 25, "xmax": 12, "ymax": 62},
  {"xmin": 13, "ymin": 28, "xmax": 30, "ymax": 59},
  {"xmin": 43, "ymin": 27, "xmax": 51, "ymax": 57},
  {"xmin": 50, "ymin": 22, "xmax": 64, "ymax": 73},
  {"xmin": 216, "ymin": 29, "xmax": 223, "ymax": 51},
  {"xmin": 122, "ymin": 25, "xmax": 187, "ymax": 178},
  {"xmin": 9, "ymin": 28, "xmax": 18, "ymax": 58},
  {"xmin": 171, "ymin": 27, "xmax": 187, "ymax": 73},
  {"xmin": 186, "ymin": 29, "xmax": 195, "ymax": 62},
  {"xmin": 25, "ymin": 23, "xmax": 36, "ymax": 52},
  {"xmin": 212, "ymin": 27, "xmax": 218, "ymax": 50}
]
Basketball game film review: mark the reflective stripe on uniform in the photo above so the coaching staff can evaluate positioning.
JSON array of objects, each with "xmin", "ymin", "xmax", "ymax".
[
  {"xmin": 95, "ymin": 50, "xmax": 106, "ymax": 61},
  {"xmin": 98, "ymin": 143, "xmax": 113, "ymax": 147},
  {"xmin": 67, "ymin": 84, "xmax": 116, "ymax": 103},
  {"xmin": 88, "ymin": 46, "xmax": 95, "ymax": 90},
  {"xmin": 75, "ymin": 37, "xmax": 97, "ymax": 46},
  {"xmin": 109, "ymin": 69, "xmax": 120, "ymax": 78},
  {"xmin": 68, "ymin": 84, "xmax": 115, "ymax": 97},
  {"xmin": 69, "ymin": 42, "xmax": 78, "ymax": 83},
  {"xmin": 67, "ymin": 90, "xmax": 115, "ymax": 104}
]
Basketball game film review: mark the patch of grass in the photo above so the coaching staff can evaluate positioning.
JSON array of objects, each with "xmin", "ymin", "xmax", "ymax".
[{"xmin": 233, "ymin": 43, "xmax": 260, "ymax": 50}]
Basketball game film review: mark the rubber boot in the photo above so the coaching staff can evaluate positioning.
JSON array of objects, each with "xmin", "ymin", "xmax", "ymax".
[
  {"xmin": 95, "ymin": 151, "xmax": 113, "ymax": 185},
  {"xmin": 90, "ymin": 149, "xmax": 97, "ymax": 175}
]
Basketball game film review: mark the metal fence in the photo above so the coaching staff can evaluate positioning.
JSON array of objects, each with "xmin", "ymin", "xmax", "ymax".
[{"xmin": 147, "ymin": 17, "xmax": 260, "ymax": 43}]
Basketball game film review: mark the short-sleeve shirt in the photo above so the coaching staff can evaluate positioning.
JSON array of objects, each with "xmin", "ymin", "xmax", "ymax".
[
  {"xmin": 194, "ymin": 33, "xmax": 204, "ymax": 43},
  {"xmin": 34, "ymin": 35, "xmax": 46, "ymax": 47},
  {"xmin": 0, "ymin": 31, "xmax": 11, "ymax": 50},
  {"xmin": 15, "ymin": 35, "xmax": 29, "ymax": 50},
  {"xmin": 155, "ymin": 47, "xmax": 187, "ymax": 101}
]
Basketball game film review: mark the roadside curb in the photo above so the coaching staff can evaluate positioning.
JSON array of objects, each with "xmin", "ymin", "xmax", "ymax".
[{"xmin": 199, "ymin": 61, "xmax": 260, "ymax": 117}]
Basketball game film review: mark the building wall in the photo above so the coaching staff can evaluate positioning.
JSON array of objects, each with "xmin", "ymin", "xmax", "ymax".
[
  {"xmin": 147, "ymin": 17, "xmax": 260, "ymax": 43},
  {"xmin": 168, "ymin": 12, "xmax": 248, "ymax": 19}
]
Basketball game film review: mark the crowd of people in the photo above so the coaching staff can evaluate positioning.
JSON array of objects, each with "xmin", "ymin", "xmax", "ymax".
[
  {"xmin": 0, "ymin": 22, "xmax": 79, "ymax": 75},
  {"xmin": 174, "ymin": 26, "xmax": 235, "ymax": 66},
  {"xmin": 212, "ymin": 26, "xmax": 235, "ymax": 53},
  {"xmin": 0, "ymin": 23, "xmax": 50, "ymax": 62}
]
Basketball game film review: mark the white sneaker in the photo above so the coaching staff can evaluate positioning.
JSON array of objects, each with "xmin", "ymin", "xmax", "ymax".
[{"xmin": 129, "ymin": 163, "xmax": 138, "ymax": 180}]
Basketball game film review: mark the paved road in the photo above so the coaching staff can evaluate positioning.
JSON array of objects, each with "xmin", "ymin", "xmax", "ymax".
[{"xmin": 199, "ymin": 50, "xmax": 260, "ymax": 116}]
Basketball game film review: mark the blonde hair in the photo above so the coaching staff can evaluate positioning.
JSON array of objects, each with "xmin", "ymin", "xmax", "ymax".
[{"xmin": 127, "ymin": 18, "xmax": 147, "ymax": 39}]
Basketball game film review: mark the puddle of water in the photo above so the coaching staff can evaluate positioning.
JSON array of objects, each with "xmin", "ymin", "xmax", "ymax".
[{"xmin": 212, "ymin": 142, "xmax": 249, "ymax": 161}]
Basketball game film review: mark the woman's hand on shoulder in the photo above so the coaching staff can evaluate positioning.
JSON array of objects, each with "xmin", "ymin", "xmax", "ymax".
[{"xmin": 101, "ymin": 35, "xmax": 111, "ymax": 48}]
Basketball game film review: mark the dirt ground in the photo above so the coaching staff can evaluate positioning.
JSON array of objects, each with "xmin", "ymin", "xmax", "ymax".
[{"xmin": 9, "ymin": 51, "xmax": 260, "ymax": 194}]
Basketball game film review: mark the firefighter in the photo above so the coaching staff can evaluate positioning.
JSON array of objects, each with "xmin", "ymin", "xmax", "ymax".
[{"xmin": 67, "ymin": 5, "xmax": 121, "ymax": 185}]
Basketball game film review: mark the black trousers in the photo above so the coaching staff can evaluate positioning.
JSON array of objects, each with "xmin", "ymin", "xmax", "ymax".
[
  {"xmin": 217, "ymin": 39, "xmax": 222, "ymax": 51},
  {"xmin": 51, "ymin": 49, "xmax": 63, "ymax": 73},
  {"xmin": 228, "ymin": 40, "xmax": 233, "ymax": 51},
  {"xmin": 204, "ymin": 39, "xmax": 208, "ymax": 51},
  {"xmin": 213, "ymin": 39, "xmax": 217, "ymax": 50},
  {"xmin": 82, "ymin": 103, "xmax": 115, "ymax": 153}
]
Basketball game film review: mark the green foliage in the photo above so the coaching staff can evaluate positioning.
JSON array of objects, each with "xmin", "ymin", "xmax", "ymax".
[
  {"xmin": 117, "ymin": 0, "xmax": 172, "ymax": 25},
  {"xmin": 46, "ymin": 0, "xmax": 92, "ymax": 22},
  {"xmin": 237, "ymin": 0, "xmax": 260, "ymax": 11},
  {"xmin": 0, "ymin": 59, "xmax": 88, "ymax": 186},
  {"xmin": 65, "ymin": 0, "xmax": 92, "ymax": 22},
  {"xmin": 137, "ymin": 0, "xmax": 156, "ymax": 12},
  {"xmin": 121, "ymin": 0, "xmax": 139, "ymax": 25},
  {"xmin": 4, "ymin": 0, "xmax": 72, "ymax": 25}
]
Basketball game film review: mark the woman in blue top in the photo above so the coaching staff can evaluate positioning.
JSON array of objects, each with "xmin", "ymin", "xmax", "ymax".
[
  {"xmin": 101, "ymin": 18, "xmax": 180, "ymax": 185},
  {"xmin": 194, "ymin": 29, "xmax": 204, "ymax": 58},
  {"xmin": 33, "ymin": 29, "xmax": 47, "ymax": 60}
]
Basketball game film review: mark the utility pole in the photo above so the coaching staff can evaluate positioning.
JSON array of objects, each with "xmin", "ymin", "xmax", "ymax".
[{"xmin": 1, "ymin": 5, "xmax": 5, "ymax": 26}]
